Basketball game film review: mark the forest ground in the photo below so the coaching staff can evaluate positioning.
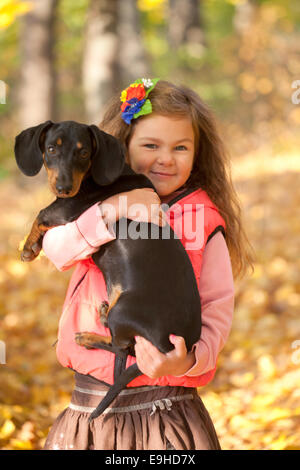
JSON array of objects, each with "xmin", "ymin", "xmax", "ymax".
[{"xmin": 0, "ymin": 147, "xmax": 299, "ymax": 450}]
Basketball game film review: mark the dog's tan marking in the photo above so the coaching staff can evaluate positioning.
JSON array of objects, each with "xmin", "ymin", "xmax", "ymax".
[
  {"xmin": 76, "ymin": 141, "xmax": 83, "ymax": 149},
  {"xmin": 21, "ymin": 218, "xmax": 46, "ymax": 261},
  {"xmin": 57, "ymin": 137, "xmax": 62, "ymax": 145},
  {"xmin": 97, "ymin": 284, "xmax": 123, "ymax": 325},
  {"xmin": 45, "ymin": 167, "xmax": 59, "ymax": 194},
  {"xmin": 71, "ymin": 167, "xmax": 89, "ymax": 195},
  {"xmin": 107, "ymin": 284, "xmax": 123, "ymax": 313},
  {"xmin": 75, "ymin": 332, "xmax": 112, "ymax": 349}
]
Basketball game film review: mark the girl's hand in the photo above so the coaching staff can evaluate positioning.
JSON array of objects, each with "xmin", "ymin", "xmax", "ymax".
[
  {"xmin": 134, "ymin": 335, "xmax": 196, "ymax": 378},
  {"xmin": 100, "ymin": 188, "xmax": 167, "ymax": 227}
]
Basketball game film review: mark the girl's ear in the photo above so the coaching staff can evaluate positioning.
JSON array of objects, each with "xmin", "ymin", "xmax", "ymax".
[
  {"xmin": 14, "ymin": 120, "xmax": 53, "ymax": 176},
  {"xmin": 88, "ymin": 125, "xmax": 125, "ymax": 185}
]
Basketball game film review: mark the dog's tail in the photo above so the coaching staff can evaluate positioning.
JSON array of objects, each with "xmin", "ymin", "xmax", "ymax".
[{"xmin": 88, "ymin": 363, "xmax": 142, "ymax": 422}]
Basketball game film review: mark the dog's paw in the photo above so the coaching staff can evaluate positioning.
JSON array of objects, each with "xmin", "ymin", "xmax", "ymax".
[
  {"xmin": 75, "ymin": 332, "xmax": 95, "ymax": 349},
  {"xmin": 75, "ymin": 331, "xmax": 112, "ymax": 349},
  {"xmin": 21, "ymin": 244, "xmax": 40, "ymax": 262}
]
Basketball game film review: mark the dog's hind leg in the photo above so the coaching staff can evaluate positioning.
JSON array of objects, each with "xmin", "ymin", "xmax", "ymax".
[
  {"xmin": 75, "ymin": 332, "xmax": 112, "ymax": 349},
  {"xmin": 75, "ymin": 331, "xmax": 131, "ymax": 359}
]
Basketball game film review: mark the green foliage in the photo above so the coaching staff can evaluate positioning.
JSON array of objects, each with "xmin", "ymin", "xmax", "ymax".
[{"xmin": 0, "ymin": 0, "xmax": 299, "ymax": 170}]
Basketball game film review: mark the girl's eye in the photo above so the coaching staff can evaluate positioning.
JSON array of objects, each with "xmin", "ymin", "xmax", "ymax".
[
  {"xmin": 144, "ymin": 144, "xmax": 157, "ymax": 149},
  {"xmin": 47, "ymin": 145, "xmax": 56, "ymax": 154},
  {"xmin": 175, "ymin": 145, "xmax": 187, "ymax": 151}
]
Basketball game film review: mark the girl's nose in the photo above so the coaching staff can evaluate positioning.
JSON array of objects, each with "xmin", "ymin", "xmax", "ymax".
[{"xmin": 156, "ymin": 149, "xmax": 174, "ymax": 165}]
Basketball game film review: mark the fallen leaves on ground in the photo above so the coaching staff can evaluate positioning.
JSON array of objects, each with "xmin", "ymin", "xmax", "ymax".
[{"xmin": 0, "ymin": 150, "xmax": 299, "ymax": 450}]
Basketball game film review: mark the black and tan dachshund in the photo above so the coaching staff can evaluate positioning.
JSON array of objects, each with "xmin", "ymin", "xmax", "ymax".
[{"xmin": 14, "ymin": 120, "xmax": 201, "ymax": 421}]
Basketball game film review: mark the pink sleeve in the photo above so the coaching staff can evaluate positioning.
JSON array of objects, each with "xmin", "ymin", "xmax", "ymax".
[
  {"xmin": 42, "ymin": 202, "xmax": 116, "ymax": 271},
  {"xmin": 180, "ymin": 231, "xmax": 235, "ymax": 376}
]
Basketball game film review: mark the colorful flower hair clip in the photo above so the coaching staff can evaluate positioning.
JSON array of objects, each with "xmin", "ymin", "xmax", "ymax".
[{"xmin": 120, "ymin": 78, "xmax": 159, "ymax": 125}]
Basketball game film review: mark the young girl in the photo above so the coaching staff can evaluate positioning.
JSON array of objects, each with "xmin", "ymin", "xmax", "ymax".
[{"xmin": 42, "ymin": 79, "xmax": 253, "ymax": 450}]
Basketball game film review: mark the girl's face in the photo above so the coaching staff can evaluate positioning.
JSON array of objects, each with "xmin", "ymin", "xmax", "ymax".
[{"xmin": 127, "ymin": 114, "xmax": 195, "ymax": 197}]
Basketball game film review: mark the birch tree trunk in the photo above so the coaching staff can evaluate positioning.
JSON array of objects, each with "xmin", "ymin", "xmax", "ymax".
[
  {"xmin": 118, "ymin": 0, "xmax": 149, "ymax": 86},
  {"xmin": 18, "ymin": 0, "xmax": 57, "ymax": 128},
  {"xmin": 82, "ymin": 0, "xmax": 119, "ymax": 124},
  {"xmin": 168, "ymin": 0, "xmax": 205, "ymax": 56}
]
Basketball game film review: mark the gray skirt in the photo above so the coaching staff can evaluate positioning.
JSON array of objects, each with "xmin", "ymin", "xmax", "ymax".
[{"xmin": 44, "ymin": 372, "xmax": 221, "ymax": 450}]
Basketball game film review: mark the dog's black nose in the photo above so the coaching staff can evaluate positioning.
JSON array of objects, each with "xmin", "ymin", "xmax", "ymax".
[{"xmin": 56, "ymin": 185, "xmax": 72, "ymax": 195}]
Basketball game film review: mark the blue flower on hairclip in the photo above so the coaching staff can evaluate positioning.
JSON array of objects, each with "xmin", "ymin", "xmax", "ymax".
[
  {"xmin": 120, "ymin": 78, "xmax": 159, "ymax": 124},
  {"xmin": 121, "ymin": 97, "xmax": 146, "ymax": 125}
]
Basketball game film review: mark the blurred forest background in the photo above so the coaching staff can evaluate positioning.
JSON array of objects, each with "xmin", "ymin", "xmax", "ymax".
[{"xmin": 0, "ymin": 0, "xmax": 300, "ymax": 450}]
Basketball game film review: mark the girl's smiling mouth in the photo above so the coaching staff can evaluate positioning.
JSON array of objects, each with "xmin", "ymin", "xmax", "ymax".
[{"xmin": 151, "ymin": 170, "xmax": 176, "ymax": 177}]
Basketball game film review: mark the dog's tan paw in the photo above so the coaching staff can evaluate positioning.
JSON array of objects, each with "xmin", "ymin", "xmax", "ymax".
[
  {"xmin": 75, "ymin": 332, "xmax": 112, "ymax": 349},
  {"xmin": 75, "ymin": 332, "xmax": 96, "ymax": 349}
]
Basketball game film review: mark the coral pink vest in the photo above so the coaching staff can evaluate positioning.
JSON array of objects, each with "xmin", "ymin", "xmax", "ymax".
[{"xmin": 56, "ymin": 188, "xmax": 226, "ymax": 388}]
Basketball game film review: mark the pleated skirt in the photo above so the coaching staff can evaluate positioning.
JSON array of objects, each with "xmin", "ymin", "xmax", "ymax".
[{"xmin": 44, "ymin": 372, "xmax": 221, "ymax": 450}]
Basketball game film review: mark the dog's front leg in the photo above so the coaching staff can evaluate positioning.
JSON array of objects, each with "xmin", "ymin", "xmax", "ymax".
[{"xmin": 21, "ymin": 209, "xmax": 57, "ymax": 262}]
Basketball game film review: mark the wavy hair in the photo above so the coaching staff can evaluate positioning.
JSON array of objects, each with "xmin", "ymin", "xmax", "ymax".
[{"xmin": 100, "ymin": 80, "xmax": 255, "ymax": 280}]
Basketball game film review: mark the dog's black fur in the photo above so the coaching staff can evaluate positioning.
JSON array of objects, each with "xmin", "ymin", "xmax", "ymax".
[{"xmin": 15, "ymin": 120, "xmax": 201, "ymax": 421}]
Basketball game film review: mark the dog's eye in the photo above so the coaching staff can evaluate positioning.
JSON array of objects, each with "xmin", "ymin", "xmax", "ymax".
[
  {"xmin": 80, "ymin": 150, "xmax": 89, "ymax": 159},
  {"xmin": 47, "ymin": 145, "xmax": 56, "ymax": 154}
]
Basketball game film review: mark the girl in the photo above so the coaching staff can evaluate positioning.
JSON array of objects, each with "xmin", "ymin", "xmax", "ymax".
[{"xmin": 42, "ymin": 79, "xmax": 253, "ymax": 450}]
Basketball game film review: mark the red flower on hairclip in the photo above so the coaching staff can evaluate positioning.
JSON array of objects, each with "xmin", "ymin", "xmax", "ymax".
[
  {"xmin": 126, "ymin": 84, "xmax": 146, "ymax": 101},
  {"xmin": 120, "ymin": 78, "xmax": 159, "ymax": 124}
]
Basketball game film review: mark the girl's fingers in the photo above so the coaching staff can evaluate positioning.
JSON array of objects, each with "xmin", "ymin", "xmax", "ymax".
[
  {"xmin": 153, "ymin": 207, "xmax": 167, "ymax": 226},
  {"xmin": 169, "ymin": 335, "xmax": 187, "ymax": 358},
  {"xmin": 134, "ymin": 338, "xmax": 158, "ymax": 376},
  {"xmin": 135, "ymin": 336, "xmax": 163, "ymax": 356},
  {"xmin": 124, "ymin": 188, "xmax": 167, "ymax": 226},
  {"xmin": 135, "ymin": 337, "xmax": 164, "ymax": 365}
]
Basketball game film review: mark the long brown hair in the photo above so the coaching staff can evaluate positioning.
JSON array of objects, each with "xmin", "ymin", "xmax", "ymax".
[{"xmin": 100, "ymin": 80, "xmax": 255, "ymax": 280}]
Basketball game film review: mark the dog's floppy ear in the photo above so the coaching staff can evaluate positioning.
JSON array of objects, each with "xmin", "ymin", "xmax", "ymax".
[
  {"xmin": 14, "ymin": 120, "xmax": 53, "ymax": 176},
  {"xmin": 88, "ymin": 125, "xmax": 125, "ymax": 185}
]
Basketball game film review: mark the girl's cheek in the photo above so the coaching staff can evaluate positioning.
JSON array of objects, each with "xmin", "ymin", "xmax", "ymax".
[{"xmin": 132, "ymin": 161, "xmax": 149, "ymax": 174}]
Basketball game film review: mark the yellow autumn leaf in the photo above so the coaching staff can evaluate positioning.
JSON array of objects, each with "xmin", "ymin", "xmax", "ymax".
[
  {"xmin": 10, "ymin": 439, "xmax": 34, "ymax": 450},
  {"xmin": 251, "ymin": 394, "xmax": 275, "ymax": 410},
  {"xmin": 6, "ymin": 259, "xmax": 28, "ymax": 277},
  {"xmin": 262, "ymin": 408, "xmax": 292, "ymax": 423},
  {"xmin": 257, "ymin": 355, "xmax": 277, "ymax": 379},
  {"xmin": 229, "ymin": 415, "xmax": 257, "ymax": 431},
  {"xmin": 138, "ymin": 0, "xmax": 166, "ymax": 11},
  {"xmin": 269, "ymin": 434, "xmax": 289, "ymax": 451},
  {"xmin": 0, "ymin": 0, "xmax": 32, "ymax": 29},
  {"xmin": 0, "ymin": 419, "xmax": 15, "ymax": 439}
]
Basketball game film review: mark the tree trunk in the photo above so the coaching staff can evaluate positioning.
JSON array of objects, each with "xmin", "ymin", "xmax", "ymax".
[
  {"xmin": 168, "ymin": 0, "xmax": 205, "ymax": 55},
  {"xmin": 18, "ymin": 0, "xmax": 57, "ymax": 128},
  {"xmin": 82, "ymin": 0, "xmax": 119, "ymax": 124},
  {"xmin": 233, "ymin": 0, "xmax": 256, "ymax": 34},
  {"xmin": 118, "ymin": 0, "xmax": 149, "ymax": 86}
]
